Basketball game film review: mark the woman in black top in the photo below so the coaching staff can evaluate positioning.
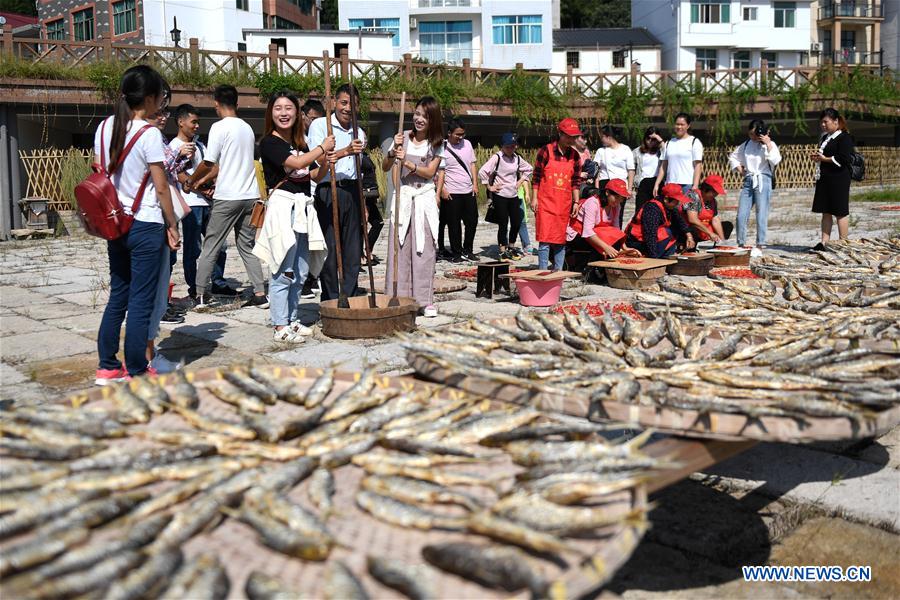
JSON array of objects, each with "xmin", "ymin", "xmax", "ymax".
[
  {"xmin": 255, "ymin": 91, "xmax": 334, "ymax": 343},
  {"xmin": 811, "ymin": 107, "xmax": 854, "ymax": 249}
]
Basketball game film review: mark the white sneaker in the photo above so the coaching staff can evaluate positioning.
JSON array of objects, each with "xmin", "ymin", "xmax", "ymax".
[
  {"xmin": 149, "ymin": 354, "xmax": 181, "ymax": 374},
  {"xmin": 273, "ymin": 327, "xmax": 305, "ymax": 343},
  {"xmin": 422, "ymin": 305, "xmax": 438, "ymax": 318},
  {"xmin": 289, "ymin": 321, "xmax": 314, "ymax": 336},
  {"xmin": 750, "ymin": 247, "xmax": 763, "ymax": 258}
]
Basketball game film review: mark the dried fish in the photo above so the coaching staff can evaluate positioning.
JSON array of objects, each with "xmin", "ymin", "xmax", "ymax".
[
  {"xmin": 245, "ymin": 571, "xmax": 296, "ymax": 600},
  {"xmin": 367, "ymin": 556, "xmax": 436, "ymax": 600},
  {"xmin": 304, "ymin": 368, "xmax": 336, "ymax": 408},
  {"xmin": 162, "ymin": 552, "xmax": 229, "ymax": 600},
  {"xmin": 422, "ymin": 542, "xmax": 548, "ymax": 595},
  {"xmin": 324, "ymin": 560, "xmax": 369, "ymax": 600},
  {"xmin": 355, "ymin": 490, "xmax": 467, "ymax": 531},
  {"xmin": 361, "ymin": 475, "xmax": 482, "ymax": 511},
  {"xmin": 308, "ymin": 468, "xmax": 336, "ymax": 518},
  {"xmin": 106, "ymin": 548, "xmax": 183, "ymax": 600}
]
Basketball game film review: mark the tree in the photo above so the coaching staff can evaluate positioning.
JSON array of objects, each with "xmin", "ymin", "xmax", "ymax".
[
  {"xmin": 560, "ymin": 0, "xmax": 630, "ymax": 29},
  {"xmin": 320, "ymin": 0, "xmax": 338, "ymax": 29},
  {"xmin": 0, "ymin": 0, "xmax": 37, "ymax": 17}
]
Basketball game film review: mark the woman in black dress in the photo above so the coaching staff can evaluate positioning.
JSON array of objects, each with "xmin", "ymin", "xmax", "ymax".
[{"xmin": 811, "ymin": 107, "xmax": 854, "ymax": 250}]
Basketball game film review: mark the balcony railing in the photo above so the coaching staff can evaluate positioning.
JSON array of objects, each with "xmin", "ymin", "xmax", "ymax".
[
  {"xmin": 412, "ymin": 0, "xmax": 475, "ymax": 8},
  {"xmin": 819, "ymin": 2, "xmax": 883, "ymax": 20},
  {"xmin": 417, "ymin": 47, "xmax": 473, "ymax": 65}
]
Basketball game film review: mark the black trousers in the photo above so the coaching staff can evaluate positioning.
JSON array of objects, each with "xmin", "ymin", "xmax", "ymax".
[
  {"xmin": 441, "ymin": 192, "xmax": 478, "ymax": 256},
  {"xmin": 365, "ymin": 196, "xmax": 383, "ymax": 254},
  {"xmin": 492, "ymin": 193, "xmax": 521, "ymax": 248},
  {"xmin": 635, "ymin": 178, "xmax": 655, "ymax": 216},
  {"xmin": 315, "ymin": 182, "xmax": 362, "ymax": 301}
]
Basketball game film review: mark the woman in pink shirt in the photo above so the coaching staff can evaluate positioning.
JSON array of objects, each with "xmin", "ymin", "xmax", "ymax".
[
  {"xmin": 477, "ymin": 133, "xmax": 533, "ymax": 260},
  {"xmin": 436, "ymin": 117, "xmax": 479, "ymax": 262}
]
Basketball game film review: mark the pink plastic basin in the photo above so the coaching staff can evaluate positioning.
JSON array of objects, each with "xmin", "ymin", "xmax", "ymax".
[{"xmin": 515, "ymin": 278, "xmax": 564, "ymax": 307}]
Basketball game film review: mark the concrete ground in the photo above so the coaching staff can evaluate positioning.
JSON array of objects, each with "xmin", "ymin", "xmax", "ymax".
[{"xmin": 1, "ymin": 186, "xmax": 898, "ymax": 597}]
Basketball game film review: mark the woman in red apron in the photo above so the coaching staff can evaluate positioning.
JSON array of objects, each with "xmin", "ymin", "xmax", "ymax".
[
  {"xmin": 625, "ymin": 183, "xmax": 695, "ymax": 258},
  {"xmin": 566, "ymin": 179, "xmax": 633, "ymax": 269},
  {"xmin": 681, "ymin": 174, "xmax": 734, "ymax": 242},
  {"xmin": 533, "ymin": 118, "xmax": 583, "ymax": 270}
]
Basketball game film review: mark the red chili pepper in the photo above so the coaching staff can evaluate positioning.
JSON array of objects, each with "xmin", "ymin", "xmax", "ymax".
[
  {"xmin": 711, "ymin": 268, "xmax": 760, "ymax": 279},
  {"xmin": 551, "ymin": 301, "xmax": 644, "ymax": 320},
  {"xmin": 447, "ymin": 267, "xmax": 521, "ymax": 282},
  {"xmin": 876, "ymin": 205, "xmax": 900, "ymax": 211},
  {"xmin": 615, "ymin": 258, "xmax": 643, "ymax": 264}
]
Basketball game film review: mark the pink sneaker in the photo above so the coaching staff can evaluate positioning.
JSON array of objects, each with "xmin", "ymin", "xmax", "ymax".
[
  {"xmin": 141, "ymin": 366, "xmax": 159, "ymax": 377},
  {"xmin": 95, "ymin": 368, "xmax": 130, "ymax": 386}
]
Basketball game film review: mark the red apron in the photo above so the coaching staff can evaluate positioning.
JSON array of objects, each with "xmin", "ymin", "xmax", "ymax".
[
  {"xmin": 680, "ymin": 197, "xmax": 716, "ymax": 241},
  {"xmin": 626, "ymin": 199, "xmax": 676, "ymax": 250},
  {"xmin": 569, "ymin": 201, "xmax": 625, "ymax": 247},
  {"xmin": 536, "ymin": 143, "xmax": 576, "ymax": 245}
]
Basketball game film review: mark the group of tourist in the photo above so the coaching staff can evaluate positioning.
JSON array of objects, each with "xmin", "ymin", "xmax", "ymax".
[{"xmin": 92, "ymin": 63, "xmax": 856, "ymax": 383}]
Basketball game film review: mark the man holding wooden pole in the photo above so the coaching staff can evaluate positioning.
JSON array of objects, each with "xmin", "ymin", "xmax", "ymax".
[{"xmin": 308, "ymin": 83, "xmax": 366, "ymax": 302}]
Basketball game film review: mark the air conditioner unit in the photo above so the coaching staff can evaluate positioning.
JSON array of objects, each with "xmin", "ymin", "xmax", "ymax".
[
  {"xmin": 410, "ymin": 17, "xmax": 418, "ymax": 29},
  {"xmin": 811, "ymin": 43, "xmax": 821, "ymax": 52}
]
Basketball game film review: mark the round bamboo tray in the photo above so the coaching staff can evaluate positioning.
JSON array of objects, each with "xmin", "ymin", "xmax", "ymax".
[
  {"xmin": 320, "ymin": 293, "xmax": 417, "ymax": 339},
  {"xmin": 667, "ymin": 253, "xmax": 715, "ymax": 276}
]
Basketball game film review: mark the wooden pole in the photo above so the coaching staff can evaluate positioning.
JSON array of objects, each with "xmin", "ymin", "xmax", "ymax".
[
  {"xmin": 347, "ymin": 70, "xmax": 377, "ymax": 308},
  {"xmin": 323, "ymin": 51, "xmax": 349, "ymax": 309},
  {"xmin": 390, "ymin": 93, "xmax": 407, "ymax": 307}
]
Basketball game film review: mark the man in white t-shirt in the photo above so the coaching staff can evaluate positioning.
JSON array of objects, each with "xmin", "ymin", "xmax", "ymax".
[
  {"xmin": 185, "ymin": 85, "xmax": 267, "ymax": 308},
  {"xmin": 169, "ymin": 104, "xmax": 231, "ymax": 300}
]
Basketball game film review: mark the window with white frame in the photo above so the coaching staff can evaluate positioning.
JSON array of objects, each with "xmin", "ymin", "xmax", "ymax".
[
  {"xmin": 696, "ymin": 48, "xmax": 717, "ymax": 70},
  {"xmin": 566, "ymin": 51, "xmax": 579, "ymax": 68},
  {"xmin": 73, "ymin": 8, "xmax": 94, "ymax": 41},
  {"xmin": 419, "ymin": 21, "xmax": 473, "ymax": 64},
  {"xmin": 349, "ymin": 18, "xmax": 401, "ymax": 47},
  {"xmin": 46, "ymin": 18, "xmax": 65, "ymax": 40},
  {"xmin": 774, "ymin": 2, "xmax": 796, "ymax": 28},
  {"xmin": 732, "ymin": 50, "xmax": 750, "ymax": 69},
  {"xmin": 742, "ymin": 6, "xmax": 757, "ymax": 21},
  {"xmin": 112, "ymin": 0, "xmax": 137, "ymax": 35},
  {"xmin": 760, "ymin": 51, "xmax": 777, "ymax": 67},
  {"xmin": 690, "ymin": 0, "xmax": 731, "ymax": 24},
  {"xmin": 492, "ymin": 15, "xmax": 542, "ymax": 45}
]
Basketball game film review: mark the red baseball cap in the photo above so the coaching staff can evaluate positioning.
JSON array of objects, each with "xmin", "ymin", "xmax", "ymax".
[
  {"xmin": 660, "ymin": 183, "xmax": 689, "ymax": 204},
  {"xmin": 558, "ymin": 118, "xmax": 583, "ymax": 137},
  {"xmin": 703, "ymin": 174, "xmax": 726, "ymax": 195},
  {"xmin": 605, "ymin": 178, "xmax": 629, "ymax": 198}
]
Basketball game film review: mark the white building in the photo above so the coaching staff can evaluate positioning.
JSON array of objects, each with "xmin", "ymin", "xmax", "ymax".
[
  {"xmin": 632, "ymin": 0, "xmax": 814, "ymax": 71},
  {"xmin": 337, "ymin": 0, "xmax": 558, "ymax": 69},
  {"xmin": 140, "ymin": 0, "xmax": 265, "ymax": 50},
  {"xmin": 243, "ymin": 28, "xmax": 395, "ymax": 62},
  {"xmin": 809, "ymin": 1, "xmax": 887, "ymax": 67},
  {"xmin": 552, "ymin": 28, "xmax": 662, "ymax": 74}
]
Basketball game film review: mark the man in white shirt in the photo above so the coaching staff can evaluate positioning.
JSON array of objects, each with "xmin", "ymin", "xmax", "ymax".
[
  {"xmin": 307, "ymin": 83, "xmax": 366, "ymax": 302},
  {"xmin": 728, "ymin": 119, "xmax": 782, "ymax": 252},
  {"xmin": 185, "ymin": 85, "xmax": 267, "ymax": 308},
  {"xmin": 169, "ymin": 104, "xmax": 231, "ymax": 300}
]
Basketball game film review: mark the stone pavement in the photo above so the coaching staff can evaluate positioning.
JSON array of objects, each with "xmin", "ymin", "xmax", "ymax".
[{"xmin": 1, "ymin": 189, "xmax": 898, "ymax": 597}]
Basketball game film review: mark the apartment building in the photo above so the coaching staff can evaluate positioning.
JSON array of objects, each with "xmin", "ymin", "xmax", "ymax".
[
  {"xmin": 810, "ymin": 1, "xmax": 887, "ymax": 66},
  {"xmin": 35, "ymin": 1, "xmax": 318, "ymax": 51},
  {"xmin": 632, "ymin": 0, "xmax": 814, "ymax": 71},
  {"xmin": 552, "ymin": 28, "xmax": 662, "ymax": 74},
  {"xmin": 338, "ymin": 0, "xmax": 558, "ymax": 69}
]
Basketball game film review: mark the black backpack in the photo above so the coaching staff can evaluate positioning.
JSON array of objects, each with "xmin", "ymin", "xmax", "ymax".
[
  {"xmin": 360, "ymin": 152, "xmax": 379, "ymax": 198},
  {"xmin": 849, "ymin": 150, "xmax": 865, "ymax": 182}
]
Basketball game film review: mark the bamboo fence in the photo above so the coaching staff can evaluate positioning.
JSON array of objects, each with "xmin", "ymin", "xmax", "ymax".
[
  {"xmin": 20, "ymin": 145, "xmax": 899, "ymax": 214},
  {"xmin": 19, "ymin": 147, "xmax": 93, "ymax": 211}
]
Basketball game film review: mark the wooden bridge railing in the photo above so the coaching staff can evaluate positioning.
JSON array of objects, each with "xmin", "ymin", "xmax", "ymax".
[{"xmin": 2, "ymin": 30, "xmax": 888, "ymax": 100}]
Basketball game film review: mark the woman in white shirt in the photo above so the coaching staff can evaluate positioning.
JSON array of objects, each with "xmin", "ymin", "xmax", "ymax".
[
  {"xmin": 594, "ymin": 125, "xmax": 635, "ymax": 226},
  {"xmin": 93, "ymin": 65, "xmax": 179, "ymax": 385},
  {"xmin": 728, "ymin": 119, "xmax": 782, "ymax": 250},
  {"xmin": 381, "ymin": 96, "xmax": 445, "ymax": 318},
  {"xmin": 633, "ymin": 126, "xmax": 665, "ymax": 215},
  {"xmin": 654, "ymin": 112, "xmax": 703, "ymax": 198}
]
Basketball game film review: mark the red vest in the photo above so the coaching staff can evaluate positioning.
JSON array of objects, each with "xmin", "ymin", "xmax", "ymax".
[
  {"xmin": 626, "ymin": 199, "xmax": 672, "ymax": 244},
  {"xmin": 680, "ymin": 198, "xmax": 716, "ymax": 241}
]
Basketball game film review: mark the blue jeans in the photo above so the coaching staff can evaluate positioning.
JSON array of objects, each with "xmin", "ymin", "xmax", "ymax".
[
  {"xmin": 538, "ymin": 243, "xmax": 566, "ymax": 270},
  {"xmin": 269, "ymin": 232, "xmax": 309, "ymax": 327},
  {"xmin": 183, "ymin": 206, "xmax": 227, "ymax": 296},
  {"xmin": 98, "ymin": 221, "xmax": 165, "ymax": 376},
  {"xmin": 148, "ymin": 246, "xmax": 171, "ymax": 341},
  {"xmin": 517, "ymin": 201, "xmax": 531, "ymax": 249},
  {"xmin": 736, "ymin": 174, "xmax": 772, "ymax": 246}
]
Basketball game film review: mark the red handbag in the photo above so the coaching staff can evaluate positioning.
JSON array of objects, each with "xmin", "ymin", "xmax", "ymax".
[{"xmin": 74, "ymin": 119, "xmax": 152, "ymax": 240}]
